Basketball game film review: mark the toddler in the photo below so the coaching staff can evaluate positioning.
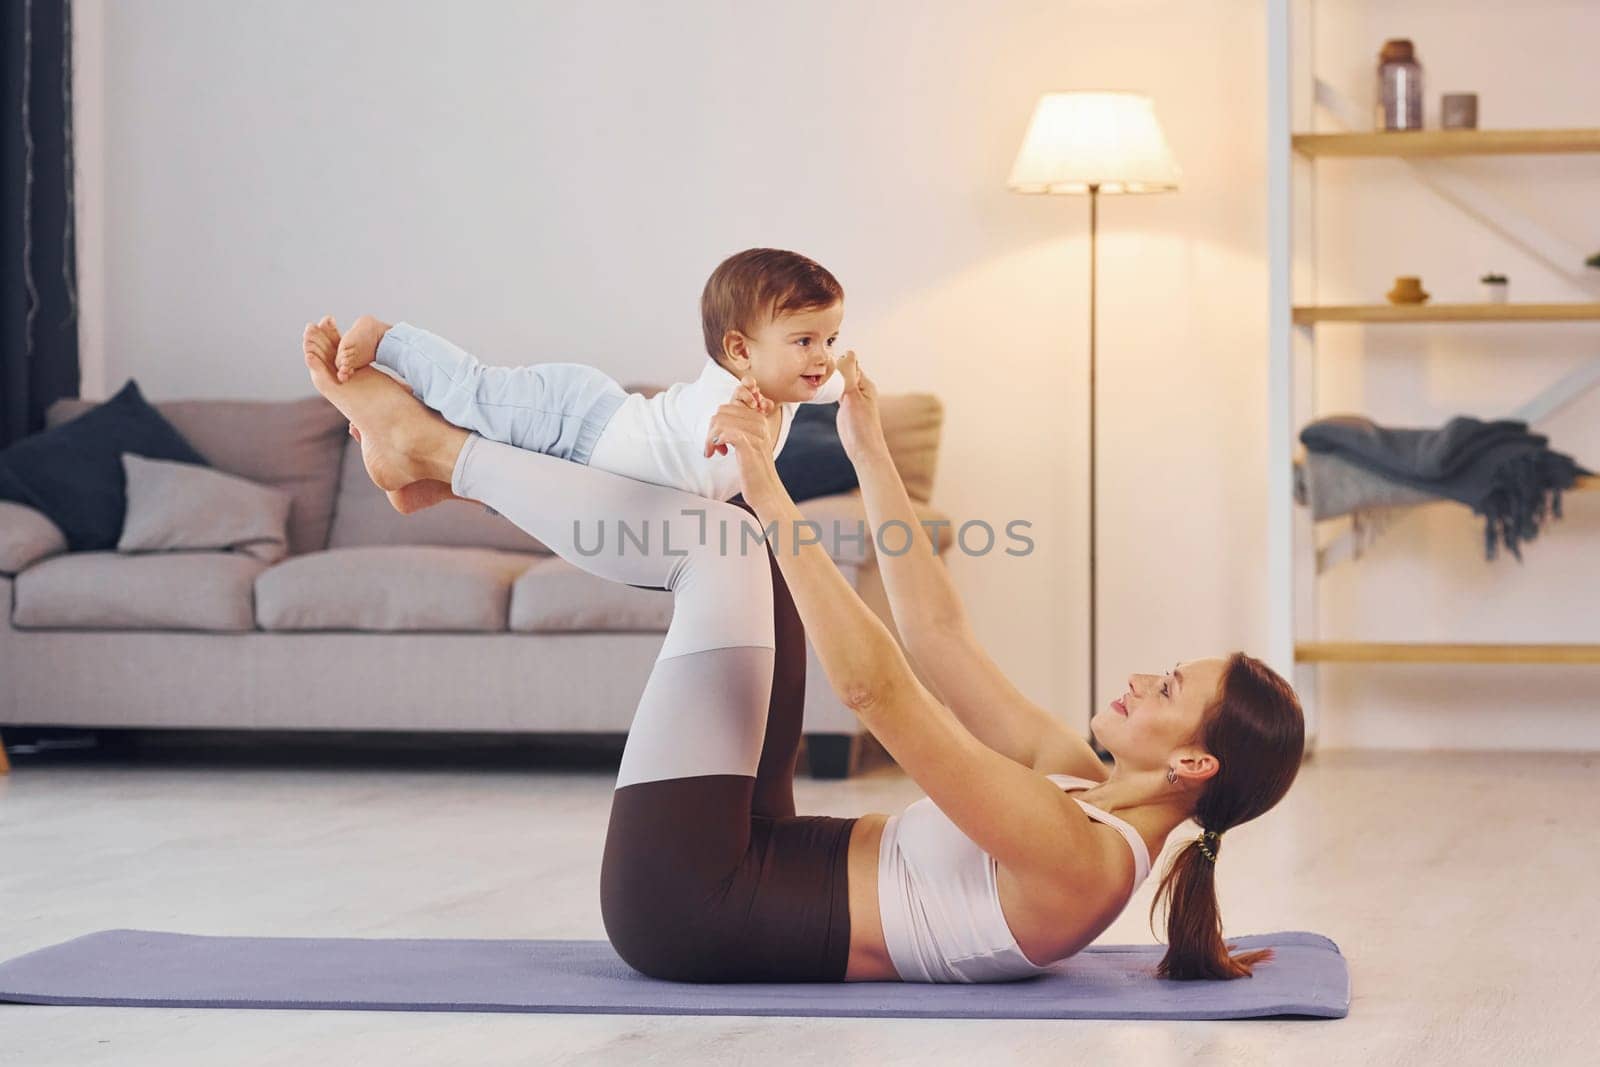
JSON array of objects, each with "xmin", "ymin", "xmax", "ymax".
[{"xmin": 304, "ymin": 248, "xmax": 846, "ymax": 509}]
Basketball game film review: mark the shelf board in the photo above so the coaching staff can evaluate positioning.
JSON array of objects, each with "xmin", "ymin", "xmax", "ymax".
[
  {"xmin": 1298, "ymin": 642, "xmax": 1600, "ymax": 665},
  {"xmin": 1295, "ymin": 451, "xmax": 1598, "ymax": 493},
  {"xmin": 1293, "ymin": 303, "xmax": 1600, "ymax": 325},
  {"xmin": 1293, "ymin": 128, "xmax": 1600, "ymax": 158}
]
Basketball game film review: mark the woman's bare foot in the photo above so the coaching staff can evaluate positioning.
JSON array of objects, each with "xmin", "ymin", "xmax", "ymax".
[
  {"xmin": 390, "ymin": 480, "xmax": 459, "ymax": 514},
  {"xmin": 302, "ymin": 315, "xmax": 342, "ymax": 369},
  {"xmin": 346, "ymin": 424, "xmax": 461, "ymax": 514},
  {"xmin": 305, "ymin": 338, "xmax": 466, "ymax": 490}
]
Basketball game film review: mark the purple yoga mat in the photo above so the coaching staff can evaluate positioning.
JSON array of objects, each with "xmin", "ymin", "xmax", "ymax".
[{"xmin": 0, "ymin": 929, "xmax": 1348, "ymax": 1020}]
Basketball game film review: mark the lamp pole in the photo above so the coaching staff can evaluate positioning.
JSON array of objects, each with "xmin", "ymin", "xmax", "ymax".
[{"xmin": 1087, "ymin": 183, "xmax": 1107, "ymax": 757}]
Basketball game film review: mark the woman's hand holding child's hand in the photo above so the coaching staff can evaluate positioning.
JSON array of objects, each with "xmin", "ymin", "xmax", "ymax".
[
  {"xmin": 704, "ymin": 376, "xmax": 774, "ymax": 458},
  {"xmin": 735, "ymin": 375, "xmax": 775, "ymax": 416},
  {"xmin": 704, "ymin": 376, "xmax": 781, "ymax": 501}
]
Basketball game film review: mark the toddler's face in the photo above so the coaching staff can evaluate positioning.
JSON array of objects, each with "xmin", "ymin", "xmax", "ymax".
[{"xmin": 727, "ymin": 301, "xmax": 843, "ymax": 403}]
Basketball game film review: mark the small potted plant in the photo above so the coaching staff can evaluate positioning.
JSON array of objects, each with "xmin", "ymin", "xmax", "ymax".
[{"xmin": 1480, "ymin": 272, "xmax": 1508, "ymax": 303}]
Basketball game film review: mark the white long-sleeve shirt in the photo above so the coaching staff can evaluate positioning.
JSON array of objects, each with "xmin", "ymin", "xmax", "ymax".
[{"xmin": 588, "ymin": 356, "xmax": 845, "ymax": 500}]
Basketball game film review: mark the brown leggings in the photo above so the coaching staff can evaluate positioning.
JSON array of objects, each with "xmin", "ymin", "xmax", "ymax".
[{"xmin": 598, "ymin": 504, "xmax": 858, "ymax": 983}]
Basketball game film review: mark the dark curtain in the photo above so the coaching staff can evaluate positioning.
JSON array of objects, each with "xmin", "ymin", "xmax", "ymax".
[{"xmin": 2, "ymin": 0, "xmax": 79, "ymax": 448}]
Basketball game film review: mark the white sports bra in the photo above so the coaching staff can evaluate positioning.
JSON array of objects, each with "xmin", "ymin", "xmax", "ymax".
[{"xmin": 875, "ymin": 773, "xmax": 1154, "ymax": 983}]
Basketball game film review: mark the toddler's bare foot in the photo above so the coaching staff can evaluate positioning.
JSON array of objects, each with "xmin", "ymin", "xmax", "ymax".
[
  {"xmin": 305, "ymin": 337, "xmax": 463, "ymax": 490},
  {"xmin": 335, "ymin": 315, "xmax": 389, "ymax": 383}
]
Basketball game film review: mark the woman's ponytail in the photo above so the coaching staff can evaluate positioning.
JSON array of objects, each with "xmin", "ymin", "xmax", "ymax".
[{"xmin": 1150, "ymin": 830, "xmax": 1271, "ymax": 980}]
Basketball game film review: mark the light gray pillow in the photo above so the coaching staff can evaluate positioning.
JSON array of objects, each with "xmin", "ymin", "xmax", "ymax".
[
  {"xmin": 0, "ymin": 501, "xmax": 68, "ymax": 575},
  {"xmin": 118, "ymin": 453, "xmax": 294, "ymax": 563}
]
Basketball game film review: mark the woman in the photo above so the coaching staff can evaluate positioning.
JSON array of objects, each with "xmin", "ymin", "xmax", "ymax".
[{"xmin": 304, "ymin": 343, "xmax": 1304, "ymax": 985}]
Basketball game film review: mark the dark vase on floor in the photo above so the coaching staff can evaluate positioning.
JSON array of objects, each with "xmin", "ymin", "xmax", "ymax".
[{"xmin": 805, "ymin": 733, "xmax": 858, "ymax": 779}]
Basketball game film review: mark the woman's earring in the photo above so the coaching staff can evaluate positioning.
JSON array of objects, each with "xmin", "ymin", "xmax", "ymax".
[{"xmin": 1165, "ymin": 767, "xmax": 1177, "ymax": 785}]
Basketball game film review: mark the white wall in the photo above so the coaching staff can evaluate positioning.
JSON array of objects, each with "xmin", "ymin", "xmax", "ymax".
[{"xmin": 70, "ymin": 0, "xmax": 1599, "ymax": 749}]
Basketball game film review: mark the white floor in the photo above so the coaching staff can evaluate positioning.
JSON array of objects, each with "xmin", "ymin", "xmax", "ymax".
[{"xmin": 1, "ymin": 740, "xmax": 1595, "ymax": 1066}]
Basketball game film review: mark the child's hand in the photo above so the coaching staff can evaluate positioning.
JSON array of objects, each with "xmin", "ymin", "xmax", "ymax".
[
  {"xmin": 733, "ymin": 375, "xmax": 774, "ymax": 415},
  {"xmin": 704, "ymin": 396, "xmax": 777, "ymax": 474},
  {"xmin": 334, "ymin": 315, "xmax": 388, "ymax": 383}
]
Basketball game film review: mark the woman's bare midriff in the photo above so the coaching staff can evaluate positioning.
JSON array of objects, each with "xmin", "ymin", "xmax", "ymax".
[{"xmin": 842, "ymin": 812, "xmax": 899, "ymax": 980}]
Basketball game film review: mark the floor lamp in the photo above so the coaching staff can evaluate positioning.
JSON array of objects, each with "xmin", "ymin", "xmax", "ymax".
[{"xmin": 1007, "ymin": 91, "xmax": 1181, "ymax": 751}]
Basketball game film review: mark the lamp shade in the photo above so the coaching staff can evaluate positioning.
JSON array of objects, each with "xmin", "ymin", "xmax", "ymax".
[{"xmin": 1007, "ymin": 91, "xmax": 1181, "ymax": 195}]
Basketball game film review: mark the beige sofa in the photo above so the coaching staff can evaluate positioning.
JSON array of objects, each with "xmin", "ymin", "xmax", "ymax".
[{"xmin": 0, "ymin": 390, "xmax": 948, "ymax": 778}]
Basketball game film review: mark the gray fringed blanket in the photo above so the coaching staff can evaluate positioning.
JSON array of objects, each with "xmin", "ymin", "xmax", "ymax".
[{"xmin": 1299, "ymin": 414, "xmax": 1592, "ymax": 561}]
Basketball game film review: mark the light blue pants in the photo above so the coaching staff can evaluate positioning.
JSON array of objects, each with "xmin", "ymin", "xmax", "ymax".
[{"xmin": 375, "ymin": 323, "xmax": 627, "ymax": 466}]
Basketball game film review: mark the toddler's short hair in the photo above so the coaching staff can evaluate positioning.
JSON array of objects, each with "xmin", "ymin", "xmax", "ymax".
[{"xmin": 701, "ymin": 248, "xmax": 844, "ymax": 365}]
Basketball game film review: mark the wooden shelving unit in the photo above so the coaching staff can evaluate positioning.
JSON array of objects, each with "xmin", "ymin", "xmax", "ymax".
[
  {"xmin": 1268, "ymin": 3, "xmax": 1600, "ymax": 750},
  {"xmin": 1293, "ymin": 303, "xmax": 1600, "ymax": 325},
  {"xmin": 1293, "ymin": 128, "xmax": 1600, "ymax": 158},
  {"xmin": 1299, "ymin": 643, "xmax": 1600, "ymax": 665}
]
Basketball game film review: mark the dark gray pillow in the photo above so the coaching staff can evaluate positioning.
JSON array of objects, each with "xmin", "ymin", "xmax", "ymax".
[
  {"xmin": 776, "ymin": 403, "xmax": 859, "ymax": 502},
  {"xmin": 0, "ymin": 379, "xmax": 208, "ymax": 551}
]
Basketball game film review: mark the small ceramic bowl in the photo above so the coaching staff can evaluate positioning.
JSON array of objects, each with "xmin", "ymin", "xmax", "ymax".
[{"xmin": 1387, "ymin": 276, "xmax": 1430, "ymax": 305}]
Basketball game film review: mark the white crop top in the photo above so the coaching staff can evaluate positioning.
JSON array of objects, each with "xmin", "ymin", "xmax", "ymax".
[{"xmin": 875, "ymin": 773, "xmax": 1154, "ymax": 983}]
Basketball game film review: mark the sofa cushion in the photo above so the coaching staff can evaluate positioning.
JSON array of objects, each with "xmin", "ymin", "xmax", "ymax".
[
  {"xmin": 255, "ymin": 546, "xmax": 538, "ymax": 632},
  {"xmin": 325, "ymin": 438, "xmax": 551, "ymax": 555},
  {"xmin": 3, "ymin": 379, "xmax": 210, "ymax": 551},
  {"xmin": 775, "ymin": 404, "xmax": 859, "ymax": 502},
  {"xmin": 49, "ymin": 394, "xmax": 350, "ymax": 556},
  {"xmin": 0, "ymin": 502, "xmax": 68, "ymax": 575},
  {"xmin": 878, "ymin": 394, "xmax": 943, "ymax": 504},
  {"xmin": 118, "ymin": 454, "xmax": 294, "ymax": 563},
  {"xmin": 12, "ymin": 551, "xmax": 266, "ymax": 631},
  {"xmin": 508, "ymin": 556, "xmax": 673, "ymax": 633}
]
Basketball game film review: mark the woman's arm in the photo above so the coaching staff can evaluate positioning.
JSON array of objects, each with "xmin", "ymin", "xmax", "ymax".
[
  {"xmin": 836, "ymin": 359, "xmax": 1106, "ymax": 781},
  {"xmin": 714, "ymin": 398, "xmax": 1102, "ymax": 888}
]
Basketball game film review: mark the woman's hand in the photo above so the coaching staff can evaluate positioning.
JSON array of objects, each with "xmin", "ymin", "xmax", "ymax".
[
  {"xmin": 705, "ymin": 386, "xmax": 783, "ymax": 505},
  {"xmin": 834, "ymin": 351, "xmax": 890, "ymax": 464}
]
